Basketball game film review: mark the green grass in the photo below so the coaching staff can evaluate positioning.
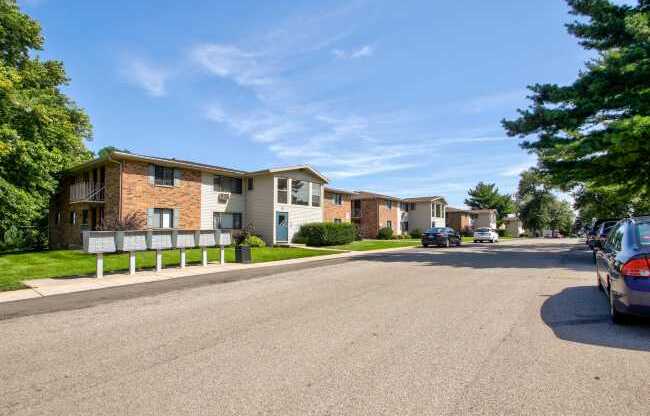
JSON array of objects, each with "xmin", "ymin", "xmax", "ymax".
[
  {"xmin": 326, "ymin": 239, "xmax": 421, "ymax": 251},
  {"xmin": 0, "ymin": 246, "xmax": 336, "ymax": 292}
]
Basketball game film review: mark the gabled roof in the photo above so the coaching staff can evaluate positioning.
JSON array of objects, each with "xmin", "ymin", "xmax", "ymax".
[
  {"xmin": 351, "ymin": 191, "xmax": 401, "ymax": 201},
  {"xmin": 446, "ymin": 207, "xmax": 472, "ymax": 214},
  {"xmin": 246, "ymin": 165, "xmax": 328, "ymax": 183},
  {"xmin": 324, "ymin": 186, "xmax": 355, "ymax": 195},
  {"xmin": 402, "ymin": 196, "xmax": 447, "ymax": 204}
]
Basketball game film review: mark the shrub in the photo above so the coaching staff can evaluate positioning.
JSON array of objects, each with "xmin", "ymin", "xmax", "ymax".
[
  {"xmin": 297, "ymin": 222, "xmax": 356, "ymax": 246},
  {"xmin": 377, "ymin": 227, "xmax": 393, "ymax": 240},
  {"xmin": 409, "ymin": 229, "xmax": 422, "ymax": 239},
  {"xmin": 461, "ymin": 226, "xmax": 474, "ymax": 237},
  {"xmin": 497, "ymin": 229, "xmax": 507, "ymax": 237},
  {"xmin": 243, "ymin": 235, "xmax": 266, "ymax": 247},
  {"xmin": 98, "ymin": 212, "xmax": 145, "ymax": 231}
]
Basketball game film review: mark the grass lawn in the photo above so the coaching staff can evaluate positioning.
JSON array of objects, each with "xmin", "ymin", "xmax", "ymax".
[
  {"xmin": 0, "ymin": 246, "xmax": 336, "ymax": 292},
  {"xmin": 327, "ymin": 239, "xmax": 421, "ymax": 251}
]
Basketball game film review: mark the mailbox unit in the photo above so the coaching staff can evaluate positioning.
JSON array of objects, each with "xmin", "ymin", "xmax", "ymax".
[
  {"xmin": 172, "ymin": 230, "xmax": 197, "ymax": 248},
  {"xmin": 83, "ymin": 231, "xmax": 117, "ymax": 254},
  {"xmin": 115, "ymin": 230, "xmax": 148, "ymax": 252},
  {"xmin": 146, "ymin": 230, "xmax": 174, "ymax": 250}
]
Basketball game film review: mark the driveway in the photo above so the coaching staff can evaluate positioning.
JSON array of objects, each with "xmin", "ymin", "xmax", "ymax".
[{"xmin": 1, "ymin": 239, "xmax": 649, "ymax": 415}]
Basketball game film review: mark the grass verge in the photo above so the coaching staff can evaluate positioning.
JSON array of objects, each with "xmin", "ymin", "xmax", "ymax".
[
  {"xmin": 0, "ymin": 246, "xmax": 336, "ymax": 292},
  {"xmin": 326, "ymin": 239, "xmax": 420, "ymax": 251}
]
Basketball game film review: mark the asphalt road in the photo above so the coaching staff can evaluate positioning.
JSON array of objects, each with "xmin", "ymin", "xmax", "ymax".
[{"xmin": 1, "ymin": 239, "xmax": 649, "ymax": 415}]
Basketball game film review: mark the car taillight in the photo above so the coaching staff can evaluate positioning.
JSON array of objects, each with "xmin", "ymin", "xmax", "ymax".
[{"xmin": 622, "ymin": 257, "xmax": 650, "ymax": 278}]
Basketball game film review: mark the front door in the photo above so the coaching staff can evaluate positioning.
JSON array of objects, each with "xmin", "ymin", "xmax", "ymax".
[{"xmin": 276, "ymin": 211, "xmax": 289, "ymax": 242}]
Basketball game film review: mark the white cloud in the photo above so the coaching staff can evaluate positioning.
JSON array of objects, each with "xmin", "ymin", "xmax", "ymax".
[
  {"xmin": 499, "ymin": 158, "xmax": 537, "ymax": 177},
  {"xmin": 191, "ymin": 44, "xmax": 272, "ymax": 87},
  {"xmin": 332, "ymin": 45, "xmax": 374, "ymax": 59},
  {"xmin": 121, "ymin": 59, "xmax": 169, "ymax": 97}
]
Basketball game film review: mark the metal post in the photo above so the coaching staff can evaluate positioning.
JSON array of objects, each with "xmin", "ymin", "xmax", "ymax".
[
  {"xmin": 202, "ymin": 247, "xmax": 208, "ymax": 266},
  {"xmin": 156, "ymin": 249, "xmax": 162, "ymax": 272},
  {"xmin": 180, "ymin": 248, "xmax": 186, "ymax": 268},
  {"xmin": 129, "ymin": 251, "xmax": 136, "ymax": 275},
  {"xmin": 96, "ymin": 253, "xmax": 104, "ymax": 278},
  {"xmin": 220, "ymin": 245, "xmax": 225, "ymax": 264}
]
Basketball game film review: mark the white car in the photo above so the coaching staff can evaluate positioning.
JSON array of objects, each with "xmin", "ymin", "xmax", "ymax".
[{"xmin": 473, "ymin": 227, "xmax": 499, "ymax": 243}]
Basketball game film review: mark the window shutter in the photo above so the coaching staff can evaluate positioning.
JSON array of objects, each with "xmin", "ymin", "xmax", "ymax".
[
  {"xmin": 173, "ymin": 208, "xmax": 180, "ymax": 228},
  {"xmin": 147, "ymin": 208, "xmax": 154, "ymax": 227},
  {"xmin": 173, "ymin": 169, "xmax": 182, "ymax": 187},
  {"xmin": 148, "ymin": 165, "xmax": 155, "ymax": 185}
]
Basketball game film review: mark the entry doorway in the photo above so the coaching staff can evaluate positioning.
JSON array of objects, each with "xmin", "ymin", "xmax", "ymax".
[{"xmin": 276, "ymin": 211, "xmax": 289, "ymax": 243}]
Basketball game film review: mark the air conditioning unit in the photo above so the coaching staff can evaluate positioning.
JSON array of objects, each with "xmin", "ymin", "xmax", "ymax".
[{"xmin": 218, "ymin": 192, "xmax": 231, "ymax": 203}]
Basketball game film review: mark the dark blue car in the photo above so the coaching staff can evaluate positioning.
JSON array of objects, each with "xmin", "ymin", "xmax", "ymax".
[{"xmin": 595, "ymin": 216, "xmax": 650, "ymax": 323}]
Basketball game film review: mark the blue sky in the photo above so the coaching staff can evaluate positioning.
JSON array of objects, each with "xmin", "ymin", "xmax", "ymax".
[{"xmin": 21, "ymin": 0, "xmax": 603, "ymax": 207}]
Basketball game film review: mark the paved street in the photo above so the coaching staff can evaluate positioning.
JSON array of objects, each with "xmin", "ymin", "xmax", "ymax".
[{"xmin": 1, "ymin": 239, "xmax": 649, "ymax": 415}]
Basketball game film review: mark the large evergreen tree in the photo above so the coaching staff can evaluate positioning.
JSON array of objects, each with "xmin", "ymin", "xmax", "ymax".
[
  {"xmin": 0, "ymin": 0, "xmax": 92, "ymax": 247},
  {"xmin": 503, "ymin": 0, "xmax": 650, "ymax": 207},
  {"xmin": 464, "ymin": 182, "xmax": 514, "ymax": 224}
]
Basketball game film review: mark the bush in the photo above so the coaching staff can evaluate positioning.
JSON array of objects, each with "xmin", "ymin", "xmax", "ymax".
[
  {"xmin": 497, "ymin": 229, "xmax": 507, "ymax": 237},
  {"xmin": 461, "ymin": 226, "xmax": 474, "ymax": 237},
  {"xmin": 409, "ymin": 229, "xmax": 422, "ymax": 239},
  {"xmin": 243, "ymin": 235, "xmax": 266, "ymax": 247},
  {"xmin": 377, "ymin": 227, "xmax": 393, "ymax": 240},
  {"xmin": 297, "ymin": 222, "xmax": 356, "ymax": 246}
]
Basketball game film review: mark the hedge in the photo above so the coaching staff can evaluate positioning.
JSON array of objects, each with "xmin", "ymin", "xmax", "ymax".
[
  {"xmin": 296, "ymin": 222, "xmax": 356, "ymax": 246},
  {"xmin": 377, "ymin": 227, "xmax": 393, "ymax": 240}
]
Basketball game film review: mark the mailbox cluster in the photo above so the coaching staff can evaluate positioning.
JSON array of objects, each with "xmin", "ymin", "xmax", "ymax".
[{"xmin": 83, "ymin": 229, "xmax": 232, "ymax": 278}]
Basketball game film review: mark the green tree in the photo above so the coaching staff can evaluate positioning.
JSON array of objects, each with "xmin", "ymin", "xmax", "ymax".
[
  {"xmin": 548, "ymin": 200, "xmax": 575, "ymax": 235},
  {"xmin": 503, "ymin": 0, "xmax": 650, "ymax": 205},
  {"xmin": 96, "ymin": 146, "xmax": 130, "ymax": 159},
  {"xmin": 516, "ymin": 169, "xmax": 555, "ymax": 235},
  {"xmin": 0, "ymin": 0, "xmax": 92, "ymax": 247},
  {"xmin": 464, "ymin": 182, "xmax": 514, "ymax": 224}
]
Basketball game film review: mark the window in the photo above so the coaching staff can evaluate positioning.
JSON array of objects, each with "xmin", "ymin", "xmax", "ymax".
[
  {"xmin": 292, "ymin": 180, "xmax": 309, "ymax": 206},
  {"xmin": 386, "ymin": 200, "xmax": 392, "ymax": 209},
  {"xmin": 410, "ymin": 203, "xmax": 416, "ymax": 211},
  {"xmin": 334, "ymin": 218, "xmax": 342, "ymax": 224},
  {"xmin": 214, "ymin": 212, "xmax": 242, "ymax": 230},
  {"xmin": 401, "ymin": 221, "xmax": 409, "ymax": 232},
  {"xmin": 311, "ymin": 183, "xmax": 321, "ymax": 207},
  {"xmin": 277, "ymin": 178, "xmax": 288, "ymax": 204},
  {"xmin": 247, "ymin": 177, "xmax": 254, "ymax": 191},
  {"xmin": 70, "ymin": 211, "xmax": 76, "ymax": 225},
  {"xmin": 55, "ymin": 211, "xmax": 61, "ymax": 225},
  {"xmin": 81, "ymin": 209, "xmax": 89, "ymax": 225},
  {"xmin": 214, "ymin": 175, "xmax": 242, "ymax": 194},
  {"xmin": 332, "ymin": 193, "xmax": 343, "ymax": 205},
  {"xmin": 154, "ymin": 165, "xmax": 174, "ymax": 186},
  {"xmin": 386, "ymin": 220, "xmax": 392, "ymax": 229},
  {"xmin": 153, "ymin": 208, "xmax": 174, "ymax": 228},
  {"xmin": 636, "ymin": 222, "xmax": 650, "ymax": 247}
]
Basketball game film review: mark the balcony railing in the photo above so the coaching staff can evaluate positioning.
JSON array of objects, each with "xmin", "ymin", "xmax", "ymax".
[{"xmin": 70, "ymin": 182, "xmax": 105, "ymax": 203}]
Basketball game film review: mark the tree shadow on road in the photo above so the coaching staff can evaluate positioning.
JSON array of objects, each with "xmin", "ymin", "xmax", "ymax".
[
  {"xmin": 541, "ymin": 286, "xmax": 650, "ymax": 352},
  {"xmin": 350, "ymin": 242, "xmax": 595, "ymax": 273}
]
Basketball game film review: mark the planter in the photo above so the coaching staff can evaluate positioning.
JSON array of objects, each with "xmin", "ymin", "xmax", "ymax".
[{"xmin": 235, "ymin": 245, "xmax": 252, "ymax": 264}]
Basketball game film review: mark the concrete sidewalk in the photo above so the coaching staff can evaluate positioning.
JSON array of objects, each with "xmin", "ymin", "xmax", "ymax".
[{"xmin": 0, "ymin": 246, "xmax": 417, "ymax": 304}]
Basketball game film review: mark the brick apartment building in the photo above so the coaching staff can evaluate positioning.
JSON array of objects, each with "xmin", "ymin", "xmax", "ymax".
[
  {"xmin": 351, "ymin": 191, "xmax": 401, "ymax": 238},
  {"xmin": 323, "ymin": 187, "xmax": 353, "ymax": 223},
  {"xmin": 50, "ymin": 151, "xmax": 328, "ymax": 248}
]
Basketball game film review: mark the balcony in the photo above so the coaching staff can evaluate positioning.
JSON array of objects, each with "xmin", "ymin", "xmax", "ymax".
[{"xmin": 70, "ymin": 182, "xmax": 105, "ymax": 203}]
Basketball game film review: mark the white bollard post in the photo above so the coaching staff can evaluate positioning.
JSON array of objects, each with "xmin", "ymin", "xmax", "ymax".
[
  {"xmin": 96, "ymin": 253, "xmax": 104, "ymax": 278},
  {"xmin": 156, "ymin": 249, "xmax": 162, "ymax": 272},
  {"xmin": 202, "ymin": 247, "xmax": 208, "ymax": 266},
  {"xmin": 180, "ymin": 248, "xmax": 186, "ymax": 269},
  {"xmin": 129, "ymin": 251, "xmax": 136, "ymax": 275},
  {"xmin": 220, "ymin": 245, "xmax": 225, "ymax": 265}
]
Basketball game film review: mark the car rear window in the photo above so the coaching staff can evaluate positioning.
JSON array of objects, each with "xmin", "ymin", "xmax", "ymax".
[
  {"xmin": 636, "ymin": 222, "xmax": 650, "ymax": 247},
  {"xmin": 426, "ymin": 228, "xmax": 446, "ymax": 233},
  {"xmin": 477, "ymin": 228, "xmax": 491, "ymax": 232}
]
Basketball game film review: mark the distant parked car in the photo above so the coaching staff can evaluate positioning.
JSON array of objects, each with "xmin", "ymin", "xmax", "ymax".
[
  {"xmin": 422, "ymin": 227, "xmax": 461, "ymax": 248},
  {"xmin": 587, "ymin": 218, "xmax": 619, "ymax": 249},
  {"xmin": 595, "ymin": 216, "xmax": 650, "ymax": 323},
  {"xmin": 590, "ymin": 221, "xmax": 618, "ymax": 251},
  {"xmin": 473, "ymin": 227, "xmax": 498, "ymax": 243}
]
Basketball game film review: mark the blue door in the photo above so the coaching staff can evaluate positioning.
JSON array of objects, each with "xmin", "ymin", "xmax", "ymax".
[{"xmin": 276, "ymin": 211, "xmax": 289, "ymax": 242}]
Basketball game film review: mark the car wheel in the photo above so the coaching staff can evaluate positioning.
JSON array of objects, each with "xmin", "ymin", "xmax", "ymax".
[
  {"xmin": 609, "ymin": 283, "xmax": 627, "ymax": 324},
  {"xmin": 474, "ymin": 240, "xmax": 478, "ymax": 243},
  {"xmin": 423, "ymin": 243, "xmax": 429, "ymax": 248}
]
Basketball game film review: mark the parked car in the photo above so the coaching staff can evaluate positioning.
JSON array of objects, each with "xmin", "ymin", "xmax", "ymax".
[
  {"xmin": 595, "ymin": 216, "xmax": 650, "ymax": 323},
  {"xmin": 590, "ymin": 221, "xmax": 618, "ymax": 261},
  {"xmin": 473, "ymin": 227, "xmax": 499, "ymax": 243},
  {"xmin": 587, "ymin": 218, "xmax": 619, "ymax": 249},
  {"xmin": 422, "ymin": 227, "xmax": 461, "ymax": 248}
]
